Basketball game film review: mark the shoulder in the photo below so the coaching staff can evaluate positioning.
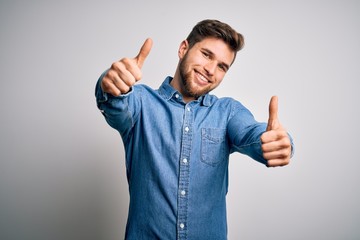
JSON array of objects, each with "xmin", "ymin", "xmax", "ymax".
[
  {"xmin": 209, "ymin": 95, "xmax": 246, "ymax": 110},
  {"xmin": 129, "ymin": 83, "xmax": 156, "ymax": 96},
  {"xmin": 131, "ymin": 83, "xmax": 165, "ymax": 103},
  {"xmin": 208, "ymin": 95, "xmax": 255, "ymax": 121}
]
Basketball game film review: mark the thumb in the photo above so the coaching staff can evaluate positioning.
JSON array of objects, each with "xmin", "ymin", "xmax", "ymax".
[
  {"xmin": 266, "ymin": 95, "xmax": 280, "ymax": 131},
  {"xmin": 135, "ymin": 38, "xmax": 153, "ymax": 68}
]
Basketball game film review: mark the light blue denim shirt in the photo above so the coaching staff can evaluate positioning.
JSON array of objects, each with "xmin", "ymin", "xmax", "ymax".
[{"xmin": 96, "ymin": 75, "xmax": 291, "ymax": 239}]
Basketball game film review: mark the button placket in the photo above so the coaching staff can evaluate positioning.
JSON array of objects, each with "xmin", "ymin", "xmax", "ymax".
[{"xmin": 177, "ymin": 103, "xmax": 193, "ymax": 239}]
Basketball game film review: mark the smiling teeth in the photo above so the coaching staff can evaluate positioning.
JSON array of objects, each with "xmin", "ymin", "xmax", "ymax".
[{"xmin": 197, "ymin": 73, "xmax": 208, "ymax": 82}]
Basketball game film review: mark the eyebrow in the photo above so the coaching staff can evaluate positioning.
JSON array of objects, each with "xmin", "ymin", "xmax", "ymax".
[{"xmin": 201, "ymin": 48, "xmax": 230, "ymax": 71}]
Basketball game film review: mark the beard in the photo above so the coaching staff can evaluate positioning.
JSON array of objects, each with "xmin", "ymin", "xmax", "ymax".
[{"xmin": 179, "ymin": 54, "xmax": 214, "ymax": 99}]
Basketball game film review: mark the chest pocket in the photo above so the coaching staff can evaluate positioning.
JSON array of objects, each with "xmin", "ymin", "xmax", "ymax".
[{"xmin": 201, "ymin": 128, "xmax": 228, "ymax": 166}]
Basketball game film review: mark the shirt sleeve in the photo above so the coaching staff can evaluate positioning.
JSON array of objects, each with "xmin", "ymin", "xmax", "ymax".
[
  {"xmin": 227, "ymin": 103, "xmax": 268, "ymax": 165},
  {"xmin": 227, "ymin": 101, "xmax": 295, "ymax": 165},
  {"xmin": 95, "ymin": 71, "xmax": 141, "ymax": 141}
]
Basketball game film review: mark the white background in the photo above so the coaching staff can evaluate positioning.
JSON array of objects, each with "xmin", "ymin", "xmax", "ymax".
[{"xmin": 1, "ymin": 0, "xmax": 359, "ymax": 239}]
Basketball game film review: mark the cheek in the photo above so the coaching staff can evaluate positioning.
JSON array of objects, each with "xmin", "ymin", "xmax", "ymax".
[
  {"xmin": 191, "ymin": 53, "xmax": 207, "ymax": 65},
  {"xmin": 214, "ymin": 73, "xmax": 225, "ymax": 85}
]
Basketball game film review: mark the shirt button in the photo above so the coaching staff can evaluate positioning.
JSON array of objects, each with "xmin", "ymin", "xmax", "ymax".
[
  {"xmin": 175, "ymin": 94, "xmax": 179, "ymax": 99},
  {"xmin": 184, "ymin": 127, "xmax": 189, "ymax": 132},
  {"xmin": 187, "ymin": 107, "xmax": 191, "ymax": 112},
  {"xmin": 181, "ymin": 190, "xmax": 186, "ymax": 196},
  {"xmin": 180, "ymin": 223, "xmax": 185, "ymax": 229},
  {"xmin": 182, "ymin": 158, "xmax": 188, "ymax": 164}
]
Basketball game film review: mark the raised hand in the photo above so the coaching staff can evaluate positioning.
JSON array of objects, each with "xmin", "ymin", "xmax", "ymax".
[
  {"xmin": 261, "ymin": 96, "xmax": 292, "ymax": 167},
  {"xmin": 101, "ymin": 38, "xmax": 153, "ymax": 96}
]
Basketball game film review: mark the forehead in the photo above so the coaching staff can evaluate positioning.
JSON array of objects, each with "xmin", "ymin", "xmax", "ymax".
[{"xmin": 193, "ymin": 37, "xmax": 235, "ymax": 65}]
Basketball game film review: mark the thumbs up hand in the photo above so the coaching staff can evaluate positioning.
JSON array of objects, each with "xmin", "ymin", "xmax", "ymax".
[
  {"xmin": 101, "ymin": 38, "xmax": 153, "ymax": 96},
  {"xmin": 261, "ymin": 96, "xmax": 292, "ymax": 167}
]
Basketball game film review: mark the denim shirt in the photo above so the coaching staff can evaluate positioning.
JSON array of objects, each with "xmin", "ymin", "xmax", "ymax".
[{"xmin": 96, "ymin": 76, "xmax": 279, "ymax": 239}]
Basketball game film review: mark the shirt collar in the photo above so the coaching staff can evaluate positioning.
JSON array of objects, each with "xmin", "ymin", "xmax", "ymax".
[
  {"xmin": 158, "ymin": 76, "xmax": 178, "ymax": 101},
  {"xmin": 158, "ymin": 76, "xmax": 212, "ymax": 107}
]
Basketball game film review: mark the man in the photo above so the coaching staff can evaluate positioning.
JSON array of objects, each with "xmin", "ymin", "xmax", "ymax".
[{"xmin": 96, "ymin": 19, "xmax": 294, "ymax": 239}]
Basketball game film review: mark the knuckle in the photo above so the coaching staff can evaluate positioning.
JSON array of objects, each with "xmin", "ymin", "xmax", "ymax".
[
  {"xmin": 267, "ymin": 161, "xmax": 276, "ymax": 168},
  {"xmin": 260, "ymin": 133, "xmax": 267, "ymax": 143},
  {"xmin": 277, "ymin": 129, "xmax": 287, "ymax": 138},
  {"xmin": 111, "ymin": 61, "xmax": 120, "ymax": 70},
  {"xmin": 282, "ymin": 158, "xmax": 290, "ymax": 166},
  {"xmin": 112, "ymin": 61, "xmax": 126, "ymax": 73},
  {"xmin": 263, "ymin": 152, "xmax": 271, "ymax": 160},
  {"xmin": 134, "ymin": 72, "xmax": 142, "ymax": 81},
  {"xmin": 112, "ymin": 89, "xmax": 121, "ymax": 97},
  {"xmin": 280, "ymin": 135, "xmax": 291, "ymax": 147},
  {"xmin": 121, "ymin": 57, "xmax": 132, "ymax": 66},
  {"xmin": 107, "ymin": 70, "xmax": 118, "ymax": 81},
  {"xmin": 128, "ymin": 77, "xmax": 136, "ymax": 86},
  {"xmin": 120, "ymin": 86, "xmax": 130, "ymax": 94},
  {"xmin": 280, "ymin": 149, "xmax": 289, "ymax": 158},
  {"xmin": 101, "ymin": 77, "xmax": 111, "ymax": 89},
  {"xmin": 261, "ymin": 144, "xmax": 266, "ymax": 153}
]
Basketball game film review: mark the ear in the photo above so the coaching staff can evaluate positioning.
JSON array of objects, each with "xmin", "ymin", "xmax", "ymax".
[{"xmin": 178, "ymin": 40, "xmax": 189, "ymax": 59}]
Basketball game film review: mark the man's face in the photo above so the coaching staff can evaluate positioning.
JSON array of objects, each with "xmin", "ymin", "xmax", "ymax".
[{"xmin": 178, "ymin": 37, "xmax": 235, "ymax": 99}]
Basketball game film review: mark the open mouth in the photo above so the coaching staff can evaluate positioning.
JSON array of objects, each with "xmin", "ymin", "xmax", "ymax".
[{"xmin": 195, "ymin": 71, "xmax": 210, "ymax": 85}]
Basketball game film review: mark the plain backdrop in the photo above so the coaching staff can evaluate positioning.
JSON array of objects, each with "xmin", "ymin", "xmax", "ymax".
[{"xmin": 1, "ymin": 0, "xmax": 359, "ymax": 239}]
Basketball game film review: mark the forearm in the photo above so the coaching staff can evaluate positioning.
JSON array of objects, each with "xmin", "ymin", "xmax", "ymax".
[
  {"xmin": 95, "ymin": 72, "xmax": 137, "ymax": 138},
  {"xmin": 231, "ymin": 123, "xmax": 269, "ymax": 165}
]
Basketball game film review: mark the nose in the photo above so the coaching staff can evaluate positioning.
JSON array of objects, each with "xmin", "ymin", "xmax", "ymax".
[{"xmin": 204, "ymin": 60, "xmax": 217, "ymax": 75}]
